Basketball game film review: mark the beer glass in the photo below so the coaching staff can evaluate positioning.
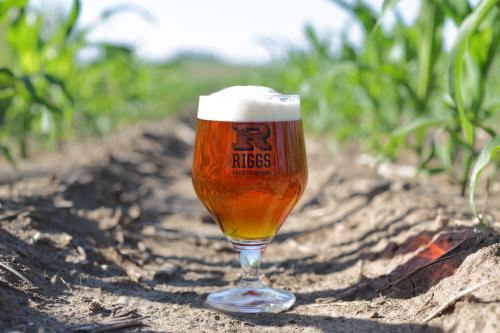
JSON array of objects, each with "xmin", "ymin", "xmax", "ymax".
[{"xmin": 192, "ymin": 86, "xmax": 307, "ymax": 313}]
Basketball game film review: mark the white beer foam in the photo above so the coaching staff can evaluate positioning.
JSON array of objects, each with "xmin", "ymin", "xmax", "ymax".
[{"xmin": 198, "ymin": 86, "xmax": 300, "ymax": 122}]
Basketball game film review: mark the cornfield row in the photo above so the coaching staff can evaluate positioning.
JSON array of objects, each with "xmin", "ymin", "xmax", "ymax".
[{"xmin": 270, "ymin": 0, "xmax": 500, "ymax": 222}]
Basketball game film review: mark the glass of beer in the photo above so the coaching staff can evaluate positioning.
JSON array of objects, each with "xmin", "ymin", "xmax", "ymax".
[{"xmin": 192, "ymin": 86, "xmax": 307, "ymax": 313}]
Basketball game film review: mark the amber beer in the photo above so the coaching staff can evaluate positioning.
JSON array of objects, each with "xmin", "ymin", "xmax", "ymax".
[
  {"xmin": 193, "ymin": 87, "xmax": 306, "ymax": 313},
  {"xmin": 192, "ymin": 118, "xmax": 307, "ymax": 241}
]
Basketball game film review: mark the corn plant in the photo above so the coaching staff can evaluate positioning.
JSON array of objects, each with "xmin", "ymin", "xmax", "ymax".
[
  {"xmin": 1, "ymin": 0, "xmax": 261, "ymax": 161},
  {"xmin": 0, "ymin": 0, "xmax": 155, "ymax": 158},
  {"xmin": 385, "ymin": 0, "xmax": 500, "ymax": 221},
  {"xmin": 273, "ymin": 0, "xmax": 500, "ymax": 220},
  {"xmin": 447, "ymin": 0, "xmax": 500, "ymax": 221},
  {"xmin": 0, "ymin": 0, "xmax": 77, "ymax": 158}
]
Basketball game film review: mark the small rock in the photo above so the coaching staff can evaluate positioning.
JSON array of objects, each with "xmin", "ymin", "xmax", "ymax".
[
  {"xmin": 128, "ymin": 204, "xmax": 141, "ymax": 220},
  {"xmin": 56, "ymin": 233, "xmax": 73, "ymax": 248},
  {"xmin": 137, "ymin": 242, "xmax": 147, "ymax": 252},
  {"xmin": 142, "ymin": 225, "xmax": 156, "ymax": 236},
  {"xmin": 378, "ymin": 162, "xmax": 417, "ymax": 179},
  {"xmin": 154, "ymin": 263, "xmax": 178, "ymax": 280},
  {"xmin": 370, "ymin": 311, "xmax": 382, "ymax": 318},
  {"xmin": 53, "ymin": 199, "xmax": 74, "ymax": 208},
  {"xmin": 116, "ymin": 296, "xmax": 129, "ymax": 306},
  {"xmin": 32, "ymin": 232, "xmax": 41, "ymax": 242}
]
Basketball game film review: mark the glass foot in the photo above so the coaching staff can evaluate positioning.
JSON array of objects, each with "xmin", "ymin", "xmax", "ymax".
[{"xmin": 206, "ymin": 284, "xmax": 295, "ymax": 313}]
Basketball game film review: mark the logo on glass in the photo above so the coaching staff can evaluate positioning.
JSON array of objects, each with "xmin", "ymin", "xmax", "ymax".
[{"xmin": 232, "ymin": 125, "xmax": 272, "ymax": 171}]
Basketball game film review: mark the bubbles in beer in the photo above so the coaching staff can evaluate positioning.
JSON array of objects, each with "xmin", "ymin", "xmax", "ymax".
[{"xmin": 198, "ymin": 86, "xmax": 300, "ymax": 122}]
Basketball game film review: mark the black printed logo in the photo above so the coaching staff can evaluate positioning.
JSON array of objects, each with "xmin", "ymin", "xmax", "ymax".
[
  {"xmin": 232, "ymin": 125, "xmax": 272, "ymax": 172},
  {"xmin": 232, "ymin": 125, "xmax": 272, "ymax": 151}
]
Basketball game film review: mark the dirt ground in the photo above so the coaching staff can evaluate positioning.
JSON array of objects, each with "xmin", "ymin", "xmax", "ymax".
[{"xmin": 0, "ymin": 115, "xmax": 499, "ymax": 333}]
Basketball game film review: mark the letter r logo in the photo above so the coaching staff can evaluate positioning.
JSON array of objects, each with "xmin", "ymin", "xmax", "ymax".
[{"xmin": 232, "ymin": 125, "xmax": 272, "ymax": 151}]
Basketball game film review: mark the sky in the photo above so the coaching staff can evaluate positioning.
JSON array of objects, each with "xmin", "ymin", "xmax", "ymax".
[{"xmin": 31, "ymin": 0, "xmax": 448, "ymax": 64}]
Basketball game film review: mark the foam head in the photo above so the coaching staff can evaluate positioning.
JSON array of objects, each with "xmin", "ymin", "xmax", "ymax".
[{"xmin": 198, "ymin": 86, "xmax": 300, "ymax": 122}]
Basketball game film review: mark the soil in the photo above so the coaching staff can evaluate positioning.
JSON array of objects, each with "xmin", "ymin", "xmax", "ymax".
[{"xmin": 0, "ymin": 114, "xmax": 499, "ymax": 333}]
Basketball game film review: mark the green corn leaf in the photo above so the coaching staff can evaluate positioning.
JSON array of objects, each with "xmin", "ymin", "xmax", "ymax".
[
  {"xmin": 0, "ymin": 0, "xmax": 27, "ymax": 19},
  {"xmin": 305, "ymin": 25, "xmax": 329, "ymax": 57},
  {"xmin": 20, "ymin": 76, "xmax": 63, "ymax": 115},
  {"xmin": 434, "ymin": 128, "xmax": 454, "ymax": 174},
  {"xmin": 417, "ymin": 0, "xmax": 443, "ymax": 104},
  {"xmin": 385, "ymin": 116, "xmax": 448, "ymax": 157},
  {"xmin": 469, "ymin": 136, "xmax": 500, "ymax": 221},
  {"xmin": 381, "ymin": 0, "xmax": 400, "ymax": 14},
  {"xmin": 63, "ymin": 0, "xmax": 81, "ymax": 38},
  {"xmin": 330, "ymin": 0, "xmax": 377, "ymax": 31},
  {"xmin": 45, "ymin": 0, "xmax": 80, "ymax": 51},
  {"xmin": 374, "ymin": 0, "xmax": 401, "ymax": 30},
  {"xmin": 42, "ymin": 73, "xmax": 74, "ymax": 103},
  {"xmin": 0, "ymin": 67, "xmax": 16, "ymax": 89},
  {"xmin": 0, "ymin": 145, "xmax": 15, "ymax": 165},
  {"xmin": 392, "ymin": 116, "xmax": 448, "ymax": 137},
  {"xmin": 448, "ymin": 0, "xmax": 498, "ymax": 145},
  {"xmin": 436, "ymin": 0, "xmax": 473, "ymax": 24},
  {"xmin": 0, "ymin": 68, "xmax": 16, "ymax": 121}
]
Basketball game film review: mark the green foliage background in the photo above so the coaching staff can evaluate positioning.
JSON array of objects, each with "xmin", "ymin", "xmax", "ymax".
[
  {"xmin": 0, "ymin": 0, "xmax": 264, "ymax": 158},
  {"xmin": 268, "ymin": 0, "xmax": 500, "ymax": 220}
]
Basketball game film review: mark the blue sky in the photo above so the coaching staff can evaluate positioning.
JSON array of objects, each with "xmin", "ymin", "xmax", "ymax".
[{"xmin": 32, "ymin": 0, "xmax": 449, "ymax": 64}]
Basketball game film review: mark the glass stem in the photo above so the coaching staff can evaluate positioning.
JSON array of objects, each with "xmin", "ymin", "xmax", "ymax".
[{"xmin": 238, "ymin": 247, "xmax": 264, "ymax": 287}]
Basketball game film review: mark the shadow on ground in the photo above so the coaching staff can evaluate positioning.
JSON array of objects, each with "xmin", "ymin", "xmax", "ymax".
[{"xmin": 227, "ymin": 312, "xmax": 443, "ymax": 333}]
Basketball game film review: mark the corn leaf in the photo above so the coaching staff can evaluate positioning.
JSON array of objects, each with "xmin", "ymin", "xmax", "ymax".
[
  {"xmin": 375, "ymin": 0, "xmax": 401, "ymax": 29},
  {"xmin": 393, "ymin": 116, "xmax": 448, "ymax": 137},
  {"xmin": 417, "ymin": 1, "xmax": 443, "ymax": 103},
  {"xmin": 437, "ymin": 0, "xmax": 473, "ymax": 24},
  {"xmin": 64, "ymin": 0, "xmax": 81, "ymax": 38},
  {"xmin": 42, "ymin": 73, "xmax": 74, "ymax": 103},
  {"xmin": 0, "ymin": 67, "xmax": 16, "ymax": 89},
  {"xmin": 0, "ymin": 145, "xmax": 15, "ymax": 165},
  {"xmin": 0, "ymin": 0, "xmax": 26, "ymax": 18},
  {"xmin": 385, "ymin": 116, "xmax": 448, "ymax": 157},
  {"xmin": 0, "ymin": 68, "xmax": 16, "ymax": 114},
  {"xmin": 469, "ymin": 136, "xmax": 500, "ymax": 221},
  {"xmin": 448, "ymin": 0, "xmax": 498, "ymax": 145},
  {"xmin": 381, "ymin": 0, "xmax": 400, "ymax": 13},
  {"xmin": 20, "ymin": 76, "xmax": 63, "ymax": 115},
  {"xmin": 330, "ymin": 0, "xmax": 377, "ymax": 31}
]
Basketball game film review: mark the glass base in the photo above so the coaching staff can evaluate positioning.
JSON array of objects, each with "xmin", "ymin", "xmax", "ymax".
[{"xmin": 206, "ymin": 283, "xmax": 295, "ymax": 313}]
